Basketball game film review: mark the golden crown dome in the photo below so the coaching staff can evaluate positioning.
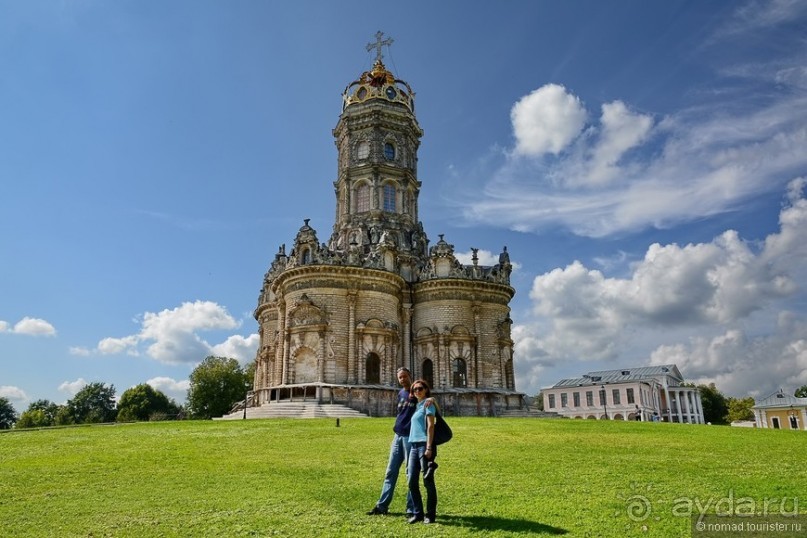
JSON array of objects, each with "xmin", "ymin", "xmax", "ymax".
[{"xmin": 342, "ymin": 60, "xmax": 415, "ymax": 113}]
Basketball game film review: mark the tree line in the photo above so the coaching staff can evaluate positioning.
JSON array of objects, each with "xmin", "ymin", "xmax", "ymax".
[{"xmin": 0, "ymin": 356, "xmax": 254, "ymax": 429}]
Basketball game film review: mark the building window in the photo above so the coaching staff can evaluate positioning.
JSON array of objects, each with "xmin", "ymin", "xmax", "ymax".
[
  {"xmin": 365, "ymin": 353, "xmax": 380, "ymax": 384},
  {"xmin": 452, "ymin": 358, "xmax": 467, "ymax": 388},
  {"xmin": 772, "ymin": 417, "xmax": 780, "ymax": 429},
  {"xmin": 612, "ymin": 389, "xmax": 621, "ymax": 405},
  {"xmin": 790, "ymin": 415, "xmax": 799, "ymax": 430},
  {"xmin": 573, "ymin": 392, "xmax": 580, "ymax": 407},
  {"xmin": 561, "ymin": 393, "xmax": 568, "ymax": 407},
  {"xmin": 599, "ymin": 389, "xmax": 606, "ymax": 406},
  {"xmin": 422, "ymin": 359, "xmax": 434, "ymax": 389},
  {"xmin": 548, "ymin": 394, "xmax": 556, "ymax": 409},
  {"xmin": 383, "ymin": 184, "xmax": 396, "ymax": 212},
  {"xmin": 586, "ymin": 391, "xmax": 594, "ymax": 407},
  {"xmin": 357, "ymin": 141, "xmax": 369, "ymax": 160},
  {"xmin": 356, "ymin": 184, "xmax": 370, "ymax": 212},
  {"xmin": 384, "ymin": 142, "xmax": 395, "ymax": 160},
  {"xmin": 627, "ymin": 388, "xmax": 635, "ymax": 404}
]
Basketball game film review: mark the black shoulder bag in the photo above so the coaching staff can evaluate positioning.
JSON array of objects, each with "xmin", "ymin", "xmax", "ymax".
[{"xmin": 433, "ymin": 411, "xmax": 453, "ymax": 445}]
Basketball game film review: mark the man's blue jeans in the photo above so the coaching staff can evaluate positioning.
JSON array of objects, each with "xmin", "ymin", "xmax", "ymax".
[{"xmin": 375, "ymin": 433, "xmax": 414, "ymax": 513}]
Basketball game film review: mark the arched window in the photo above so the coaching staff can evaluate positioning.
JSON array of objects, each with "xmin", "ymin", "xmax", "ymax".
[
  {"xmin": 383, "ymin": 142, "xmax": 395, "ymax": 160},
  {"xmin": 452, "ymin": 358, "xmax": 467, "ymax": 388},
  {"xmin": 383, "ymin": 184, "xmax": 396, "ymax": 212},
  {"xmin": 301, "ymin": 249, "xmax": 311, "ymax": 264},
  {"xmin": 365, "ymin": 353, "xmax": 380, "ymax": 384},
  {"xmin": 356, "ymin": 184, "xmax": 370, "ymax": 212},
  {"xmin": 422, "ymin": 359, "xmax": 434, "ymax": 388}
]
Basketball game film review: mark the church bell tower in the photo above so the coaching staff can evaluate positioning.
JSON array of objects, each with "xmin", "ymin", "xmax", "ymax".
[{"xmin": 330, "ymin": 31, "xmax": 427, "ymax": 283}]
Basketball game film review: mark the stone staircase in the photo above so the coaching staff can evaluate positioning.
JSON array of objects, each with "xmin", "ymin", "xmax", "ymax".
[{"xmin": 214, "ymin": 400, "xmax": 369, "ymax": 420}]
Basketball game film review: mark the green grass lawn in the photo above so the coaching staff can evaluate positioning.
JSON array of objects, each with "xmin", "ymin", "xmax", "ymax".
[{"xmin": 1, "ymin": 418, "xmax": 804, "ymax": 537}]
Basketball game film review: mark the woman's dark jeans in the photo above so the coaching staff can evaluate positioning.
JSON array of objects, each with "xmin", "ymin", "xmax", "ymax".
[{"xmin": 407, "ymin": 442, "xmax": 437, "ymax": 517}]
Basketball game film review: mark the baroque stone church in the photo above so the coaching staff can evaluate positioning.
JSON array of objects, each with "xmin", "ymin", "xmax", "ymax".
[{"xmin": 250, "ymin": 34, "xmax": 523, "ymax": 416}]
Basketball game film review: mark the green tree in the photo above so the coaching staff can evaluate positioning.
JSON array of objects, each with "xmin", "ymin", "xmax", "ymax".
[
  {"xmin": 0, "ymin": 397, "xmax": 18, "ymax": 429},
  {"xmin": 795, "ymin": 385, "xmax": 807, "ymax": 398},
  {"xmin": 64, "ymin": 382, "xmax": 117, "ymax": 424},
  {"xmin": 696, "ymin": 383, "xmax": 729, "ymax": 425},
  {"xmin": 117, "ymin": 384, "xmax": 179, "ymax": 422},
  {"xmin": 726, "ymin": 396, "xmax": 755, "ymax": 422},
  {"xmin": 533, "ymin": 391, "xmax": 544, "ymax": 411},
  {"xmin": 16, "ymin": 399, "xmax": 61, "ymax": 428},
  {"xmin": 187, "ymin": 356, "xmax": 252, "ymax": 419}
]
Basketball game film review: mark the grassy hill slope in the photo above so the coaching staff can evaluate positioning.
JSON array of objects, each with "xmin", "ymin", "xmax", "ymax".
[{"xmin": 1, "ymin": 418, "xmax": 803, "ymax": 537}]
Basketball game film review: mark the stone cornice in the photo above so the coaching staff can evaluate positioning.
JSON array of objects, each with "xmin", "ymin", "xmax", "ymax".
[
  {"xmin": 413, "ymin": 278, "xmax": 515, "ymax": 305},
  {"xmin": 270, "ymin": 265, "xmax": 405, "ymax": 298}
]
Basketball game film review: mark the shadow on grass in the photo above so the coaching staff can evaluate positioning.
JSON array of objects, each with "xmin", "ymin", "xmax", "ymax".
[{"xmin": 435, "ymin": 514, "xmax": 568, "ymax": 534}]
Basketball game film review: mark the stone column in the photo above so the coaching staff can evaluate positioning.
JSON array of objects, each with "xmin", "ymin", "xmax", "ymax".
[
  {"xmin": 347, "ymin": 292, "xmax": 357, "ymax": 384},
  {"xmin": 801, "ymin": 408, "xmax": 807, "ymax": 430},
  {"xmin": 676, "ymin": 391, "xmax": 684, "ymax": 423},
  {"xmin": 382, "ymin": 334, "xmax": 389, "ymax": 385},
  {"xmin": 697, "ymin": 391, "xmax": 705, "ymax": 423},
  {"xmin": 278, "ymin": 300, "xmax": 288, "ymax": 385},
  {"xmin": 472, "ymin": 304, "xmax": 480, "ymax": 388},
  {"xmin": 403, "ymin": 304, "xmax": 412, "ymax": 373},
  {"xmin": 663, "ymin": 386, "xmax": 671, "ymax": 422},
  {"xmin": 438, "ymin": 331, "xmax": 446, "ymax": 388},
  {"xmin": 317, "ymin": 330, "xmax": 326, "ymax": 403}
]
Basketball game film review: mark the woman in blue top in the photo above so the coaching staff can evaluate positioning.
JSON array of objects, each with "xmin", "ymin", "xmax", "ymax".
[{"xmin": 407, "ymin": 379, "xmax": 438, "ymax": 524}]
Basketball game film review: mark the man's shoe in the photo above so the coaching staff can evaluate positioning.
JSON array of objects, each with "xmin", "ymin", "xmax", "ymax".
[
  {"xmin": 424, "ymin": 516, "xmax": 435, "ymax": 524},
  {"xmin": 408, "ymin": 515, "xmax": 424, "ymax": 524},
  {"xmin": 366, "ymin": 506, "xmax": 387, "ymax": 515}
]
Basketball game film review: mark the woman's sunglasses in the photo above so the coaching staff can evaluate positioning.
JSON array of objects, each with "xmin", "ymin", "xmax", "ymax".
[{"xmin": 413, "ymin": 386, "xmax": 425, "ymax": 392}]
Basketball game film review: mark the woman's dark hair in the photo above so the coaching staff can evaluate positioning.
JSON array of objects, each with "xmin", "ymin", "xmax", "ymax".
[{"xmin": 411, "ymin": 379, "xmax": 432, "ymax": 398}]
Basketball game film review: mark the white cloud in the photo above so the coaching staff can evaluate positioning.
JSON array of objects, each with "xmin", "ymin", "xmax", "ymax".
[
  {"xmin": 717, "ymin": 0, "xmax": 807, "ymax": 37},
  {"xmin": 649, "ymin": 312, "xmax": 807, "ymax": 397},
  {"xmin": 68, "ymin": 346, "xmax": 91, "ymax": 356},
  {"xmin": 511, "ymin": 84, "xmax": 587, "ymax": 157},
  {"xmin": 58, "ymin": 378, "xmax": 87, "ymax": 396},
  {"xmin": 97, "ymin": 335, "xmax": 139, "ymax": 355},
  {"xmin": 93, "ymin": 300, "xmax": 254, "ymax": 365},
  {"xmin": 210, "ymin": 333, "xmax": 260, "ymax": 366},
  {"xmin": 461, "ymin": 2, "xmax": 807, "ymax": 239},
  {"xmin": 586, "ymin": 101, "xmax": 653, "ymax": 186},
  {"xmin": 0, "ymin": 317, "xmax": 57, "ymax": 336},
  {"xmin": 0, "ymin": 385, "xmax": 29, "ymax": 403},
  {"xmin": 146, "ymin": 376, "xmax": 191, "ymax": 403},
  {"xmin": 464, "ymin": 87, "xmax": 807, "ymax": 237},
  {"xmin": 515, "ymin": 183, "xmax": 807, "ymax": 397}
]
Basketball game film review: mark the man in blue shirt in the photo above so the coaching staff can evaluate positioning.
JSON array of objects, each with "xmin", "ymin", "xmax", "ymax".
[{"xmin": 366, "ymin": 367, "xmax": 417, "ymax": 516}]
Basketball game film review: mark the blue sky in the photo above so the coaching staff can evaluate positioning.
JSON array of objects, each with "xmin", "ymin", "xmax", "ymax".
[{"xmin": 2, "ymin": 1, "xmax": 806, "ymax": 410}]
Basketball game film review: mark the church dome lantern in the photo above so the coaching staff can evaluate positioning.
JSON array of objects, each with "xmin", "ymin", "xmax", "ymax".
[{"xmin": 342, "ymin": 32, "xmax": 415, "ymax": 113}]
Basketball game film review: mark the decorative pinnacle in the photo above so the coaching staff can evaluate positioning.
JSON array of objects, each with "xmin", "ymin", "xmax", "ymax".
[{"xmin": 366, "ymin": 31, "xmax": 393, "ymax": 64}]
